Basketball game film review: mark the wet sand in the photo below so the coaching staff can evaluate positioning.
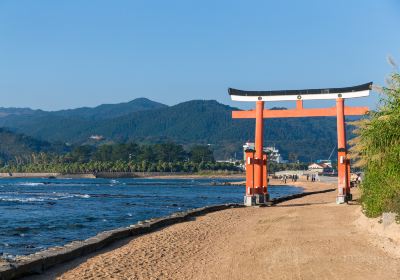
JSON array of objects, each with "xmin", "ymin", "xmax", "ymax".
[
  {"xmin": 26, "ymin": 181, "xmax": 400, "ymax": 280},
  {"xmin": 144, "ymin": 173, "xmax": 245, "ymax": 179}
]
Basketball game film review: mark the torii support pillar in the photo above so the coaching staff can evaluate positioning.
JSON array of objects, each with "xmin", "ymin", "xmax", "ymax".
[
  {"xmin": 244, "ymin": 101, "xmax": 269, "ymax": 206},
  {"xmin": 336, "ymin": 98, "xmax": 352, "ymax": 203}
]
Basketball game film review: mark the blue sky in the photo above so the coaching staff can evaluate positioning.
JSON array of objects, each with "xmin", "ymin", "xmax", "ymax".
[{"xmin": 0, "ymin": 0, "xmax": 399, "ymax": 110}]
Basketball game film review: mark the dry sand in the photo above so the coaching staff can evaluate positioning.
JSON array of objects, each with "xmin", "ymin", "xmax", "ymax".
[{"xmin": 26, "ymin": 181, "xmax": 400, "ymax": 280}]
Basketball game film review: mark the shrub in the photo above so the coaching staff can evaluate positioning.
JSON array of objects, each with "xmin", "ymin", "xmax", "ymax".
[{"xmin": 350, "ymin": 71, "xmax": 400, "ymax": 218}]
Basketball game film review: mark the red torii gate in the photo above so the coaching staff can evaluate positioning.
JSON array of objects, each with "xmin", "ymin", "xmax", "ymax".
[{"xmin": 229, "ymin": 82, "xmax": 372, "ymax": 206}]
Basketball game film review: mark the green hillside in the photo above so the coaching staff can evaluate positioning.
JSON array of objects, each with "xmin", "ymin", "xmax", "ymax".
[
  {"xmin": 52, "ymin": 97, "xmax": 167, "ymax": 120},
  {"xmin": 93, "ymin": 100, "xmax": 347, "ymax": 161},
  {"xmin": 0, "ymin": 99, "xmax": 357, "ymax": 161},
  {"xmin": 0, "ymin": 128, "xmax": 68, "ymax": 164}
]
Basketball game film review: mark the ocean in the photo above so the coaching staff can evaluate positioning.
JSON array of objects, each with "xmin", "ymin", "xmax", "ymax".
[{"xmin": 0, "ymin": 178, "xmax": 302, "ymax": 258}]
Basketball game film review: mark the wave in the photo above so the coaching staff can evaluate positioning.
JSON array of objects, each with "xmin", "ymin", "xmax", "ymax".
[
  {"xmin": 74, "ymin": 194, "xmax": 91, "ymax": 199},
  {"xmin": 19, "ymin": 182, "xmax": 45, "ymax": 187},
  {"xmin": 0, "ymin": 197, "xmax": 45, "ymax": 203},
  {"xmin": 0, "ymin": 192, "xmax": 91, "ymax": 204}
]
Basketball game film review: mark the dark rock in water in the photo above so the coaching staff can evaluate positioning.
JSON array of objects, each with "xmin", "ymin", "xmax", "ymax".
[
  {"xmin": 13, "ymin": 227, "xmax": 31, "ymax": 233},
  {"xmin": 171, "ymin": 203, "xmax": 178, "ymax": 207}
]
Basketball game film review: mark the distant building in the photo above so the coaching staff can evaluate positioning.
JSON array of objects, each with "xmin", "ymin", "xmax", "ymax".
[
  {"xmin": 316, "ymin": 159, "xmax": 332, "ymax": 168},
  {"xmin": 216, "ymin": 159, "xmax": 237, "ymax": 164},
  {"xmin": 308, "ymin": 163, "xmax": 333, "ymax": 174},
  {"xmin": 242, "ymin": 142, "xmax": 285, "ymax": 163},
  {"xmin": 265, "ymin": 146, "xmax": 286, "ymax": 164},
  {"xmin": 89, "ymin": 135, "xmax": 105, "ymax": 141}
]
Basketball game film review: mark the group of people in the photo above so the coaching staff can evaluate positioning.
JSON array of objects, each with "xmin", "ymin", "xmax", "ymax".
[
  {"xmin": 278, "ymin": 173, "xmax": 322, "ymax": 184},
  {"xmin": 306, "ymin": 173, "xmax": 319, "ymax": 182},
  {"xmin": 280, "ymin": 174, "xmax": 299, "ymax": 184}
]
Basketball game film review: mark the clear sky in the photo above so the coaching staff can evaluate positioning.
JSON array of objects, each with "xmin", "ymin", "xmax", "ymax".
[{"xmin": 0, "ymin": 0, "xmax": 399, "ymax": 111}]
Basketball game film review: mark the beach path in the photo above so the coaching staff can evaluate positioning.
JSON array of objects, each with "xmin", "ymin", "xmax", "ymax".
[{"xmin": 28, "ymin": 184, "xmax": 400, "ymax": 280}]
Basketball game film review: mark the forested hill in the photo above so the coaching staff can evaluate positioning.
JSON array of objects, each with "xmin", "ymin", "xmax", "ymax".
[
  {"xmin": 93, "ymin": 100, "xmax": 347, "ymax": 161},
  {"xmin": 0, "ymin": 98, "xmax": 167, "ymax": 121},
  {"xmin": 52, "ymin": 97, "xmax": 167, "ymax": 120},
  {"xmin": 0, "ymin": 99, "xmax": 358, "ymax": 161},
  {"xmin": 0, "ymin": 128, "xmax": 68, "ymax": 164}
]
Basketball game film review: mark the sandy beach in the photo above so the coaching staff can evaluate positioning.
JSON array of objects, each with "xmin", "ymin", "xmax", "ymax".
[{"xmin": 24, "ymin": 180, "xmax": 400, "ymax": 280}]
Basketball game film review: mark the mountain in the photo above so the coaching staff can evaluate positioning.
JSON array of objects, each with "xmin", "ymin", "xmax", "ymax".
[
  {"xmin": 0, "ymin": 107, "xmax": 41, "ymax": 118},
  {"xmin": 92, "ymin": 100, "xmax": 347, "ymax": 161},
  {"xmin": 51, "ymin": 98, "xmax": 167, "ymax": 120},
  {"xmin": 0, "ymin": 128, "xmax": 68, "ymax": 164},
  {"xmin": 0, "ymin": 97, "xmax": 168, "ymax": 144},
  {"xmin": 0, "ymin": 99, "xmax": 356, "ymax": 161}
]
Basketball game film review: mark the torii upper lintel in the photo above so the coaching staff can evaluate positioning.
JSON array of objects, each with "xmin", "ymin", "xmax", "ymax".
[{"xmin": 229, "ymin": 82, "xmax": 372, "ymax": 101}]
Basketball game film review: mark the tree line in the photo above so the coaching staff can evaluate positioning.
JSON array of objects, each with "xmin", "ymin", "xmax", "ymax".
[{"xmin": 0, "ymin": 142, "xmax": 241, "ymax": 174}]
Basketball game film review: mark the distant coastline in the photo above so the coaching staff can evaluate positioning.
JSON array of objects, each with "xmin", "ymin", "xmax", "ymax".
[{"xmin": 0, "ymin": 172, "xmax": 245, "ymax": 179}]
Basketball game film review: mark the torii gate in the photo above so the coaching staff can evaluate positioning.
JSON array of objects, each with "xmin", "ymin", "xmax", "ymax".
[{"xmin": 229, "ymin": 82, "xmax": 372, "ymax": 206}]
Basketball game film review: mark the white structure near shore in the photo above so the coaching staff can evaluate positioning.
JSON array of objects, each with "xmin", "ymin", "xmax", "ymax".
[
  {"xmin": 242, "ymin": 142, "xmax": 286, "ymax": 163},
  {"xmin": 308, "ymin": 162, "xmax": 333, "ymax": 174}
]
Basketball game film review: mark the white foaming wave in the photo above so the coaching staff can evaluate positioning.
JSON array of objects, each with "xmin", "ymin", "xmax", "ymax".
[
  {"xmin": 19, "ymin": 183, "xmax": 45, "ymax": 187},
  {"xmin": 38, "ymin": 192, "xmax": 91, "ymax": 199},
  {"xmin": 0, "ymin": 192, "xmax": 91, "ymax": 203},
  {"xmin": 0, "ymin": 196, "xmax": 45, "ymax": 203},
  {"xmin": 74, "ymin": 194, "xmax": 91, "ymax": 199}
]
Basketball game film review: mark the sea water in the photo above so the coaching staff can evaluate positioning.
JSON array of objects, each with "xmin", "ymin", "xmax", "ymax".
[{"xmin": 0, "ymin": 178, "xmax": 302, "ymax": 257}]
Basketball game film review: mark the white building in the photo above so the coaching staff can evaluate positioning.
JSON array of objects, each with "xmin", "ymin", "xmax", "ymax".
[
  {"xmin": 89, "ymin": 135, "xmax": 105, "ymax": 141},
  {"xmin": 308, "ymin": 163, "xmax": 333, "ymax": 174},
  {"xmin": 242, "ymin": 142, "xmax": 285, "ymax": 163}
]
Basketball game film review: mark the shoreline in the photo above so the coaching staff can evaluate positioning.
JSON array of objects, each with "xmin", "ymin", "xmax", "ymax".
[{"xmin": 0, "ymin": 172, "xmax": 245, "ymax": 180}]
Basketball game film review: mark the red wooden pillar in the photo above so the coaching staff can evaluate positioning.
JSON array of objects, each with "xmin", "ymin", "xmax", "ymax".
[
  {"xmin": 243, "ymin": 101, "xmax": 268, "ymax": 206},
  {"xmin": 336, "ymin": 98, "xmax": 348, "ymax": 203},
  {"xmin": 346, "ymin": 159, "xmax": 351, "ymax": 197},
  {"xmin": 245, "ymin": 150, "xmax": 255, "ymax": 197},
  {"xmin": 254, "ymin": 101, "xmax": 264, "ymax": 193},
  {"xmin": 263, "ymin": 153, "xmax": 269, "ymax": 200},
  {"xmin": 343, "ymin": 110, "xmax": 352, "ymax": 198}
]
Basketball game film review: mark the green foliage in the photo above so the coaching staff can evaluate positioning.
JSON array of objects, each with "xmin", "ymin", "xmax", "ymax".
[
  {"xmin": 189, "ymin": 145, "xmax": 214, "ymax": 163},
  {"xmin": 0, "ymin": 128, "xmax": 68, "ymax": 165},
  {"xmin": 268, "ymin": 162, "xmax": 309, "ymax": 173},
  {"xmin": 352, "ymin": 72, "xmax": 400, "ymax": 218},
  {"xmin": 0, "ymin": 141, "xmax": 232, "ymax": 174}
]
